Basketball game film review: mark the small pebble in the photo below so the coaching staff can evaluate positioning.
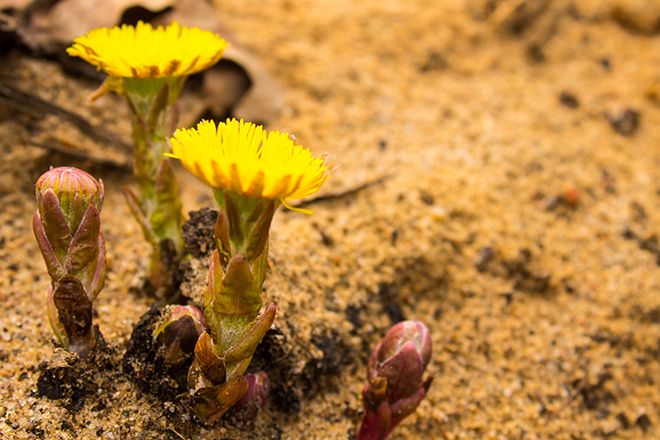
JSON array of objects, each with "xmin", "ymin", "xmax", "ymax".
[
  {"xmin": 609, "ymin": 108, "xmax": 640, "ymax": 137},
  {"xmin": 559, "ymin": 91, "xmax": 579, "ymax": 108}
]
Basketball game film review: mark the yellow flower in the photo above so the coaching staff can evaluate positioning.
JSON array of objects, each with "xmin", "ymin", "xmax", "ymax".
[
  {"xmin": 67, "ymin": 21, "xmax": 227, "ymax": 78},
  {"xmin": 168, "ymin": 119, "xmax": 329, "ymax": 207}
]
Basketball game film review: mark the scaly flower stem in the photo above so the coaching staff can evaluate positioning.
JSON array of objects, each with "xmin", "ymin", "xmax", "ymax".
[
  {"xmin": 122, "ymin": 77, "xmax": 185, "ymax": 297},
  {"xmin": 187, "ymin": 190, "xmax": 277, "ymax": 425}
]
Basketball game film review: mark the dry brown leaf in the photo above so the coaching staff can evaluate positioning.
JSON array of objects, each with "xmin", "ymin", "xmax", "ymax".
[
  {"xmin": 0, "ymin": 0, "xmax": 33, "ymax": 10},
  {"xmin": 28, "ymin": 0, "xmax": 173, "ymax": 45},
  {"xmin": 221, "ymin": 45, "xmax": 285, "ymax": 124},
  {"xmin": 155, "ymin": 0, "xmax": 284, "ymax": 124}
]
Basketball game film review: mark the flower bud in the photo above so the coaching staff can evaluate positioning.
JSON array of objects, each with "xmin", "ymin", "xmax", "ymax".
[
  {"xmin": 358, "ymin": 320, "xmax": 433, "ymax": 440},
  {"xmin": 372, "ymin": 320, "xmax": 431, "ymax": 369},
  {"xmin": 153, "ymin": 305, "xmax": 206, "ymax": 370},
  {"xmin": 228, "ymin": 371, "xmax": 270, "ymax": 426},
  {"xmin": 33, "ymin": 167, "xmax": 106, "ymax": 356},
  {"xmin": 36, "ymin": 167, "xmax": 104, "ymax": 234}
]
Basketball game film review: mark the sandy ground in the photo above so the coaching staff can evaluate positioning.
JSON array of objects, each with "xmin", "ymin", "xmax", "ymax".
[{"xmin": 0, "ymin": 0, "xmax": 659, "ymax": 438}]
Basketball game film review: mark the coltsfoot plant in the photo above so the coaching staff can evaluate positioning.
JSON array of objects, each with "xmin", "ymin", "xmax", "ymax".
[
  {"xmin": 358, "ymin": 320, "xmax": 433, "ymax": 440},
  {"xmin": 67, "ymin": 22, "xmax": 228, "ymax": 297},
  {"xmin": 33, "ymin": 167, "xmax": 106, "ymax": 357},
  {"xmin": 155, "ymin": 118, "xmax": 329, "ymax": 424}
]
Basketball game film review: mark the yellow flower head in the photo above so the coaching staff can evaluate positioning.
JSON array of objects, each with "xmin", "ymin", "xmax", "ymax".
[
  {"xmin": 168, "ymin": 119, "xmax": 329, "ymax": 207},
  {"xmin": 67, "ymin": 21, "xmax": 227, "ymax": 78}
]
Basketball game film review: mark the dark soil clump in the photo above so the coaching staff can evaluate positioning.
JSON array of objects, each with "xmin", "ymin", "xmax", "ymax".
[
  {"xmin": 37, "ymin": 328, "xmax": 114, "ymax": 411},
  {"xmin": 122, "ymin": 304, "xmax": 190, "ymax": 401},
  {"xmin": 183, "ymin": 208, "xmax": 218, "ymax": 258}
]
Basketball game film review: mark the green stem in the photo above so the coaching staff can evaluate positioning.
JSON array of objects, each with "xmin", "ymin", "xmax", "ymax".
[
  {"xmin": 123, "ymin": 77, "xmax": 185, "ymax": 295},
  {"xmin": 204, "ymin": 190, "xmax": 278, "ymax": 360}
]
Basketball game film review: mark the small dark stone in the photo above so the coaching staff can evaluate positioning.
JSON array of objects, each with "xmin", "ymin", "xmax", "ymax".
[
  {"xmin": 475, "ymin": 246, "xmax": 494, "ymax": 272},
  {"xmin": 419, "ymin": 190, "xmax": 435, "ymax": 206},
  {"xmin": 617, "ymin": 412, "xmax": 630, "ymax": 429},
  {"xmin": 390, "ymin": 229, "xmax": 399, "ymax": 246},
  {"xmin": 514, "ymin": 273, "xmax": 551, "ymax": 294},
  {"xmin": 526, "ymin": 44, "xmax": 545, "ymax": 63},
  {"xmin": 599, "ymin": 57, "xmax": 611, "ymax": 70},
  {"xmin": 319, "ymin": 230, "xmax": 335, "ymax": 247},
  {"xmin": 635, "ymin": 414, "xmax": 651, "ymax": 432},
  {"xmin": 639, "ymin": 234, "xmax": 659, "ymax": 254},
  {"xmin": 621, "ymin": 226, "xmax": 637, "ymax": 240},
  {"xmin": 559, "ymin": 91, "xmax": 579, "ymax": 108},
  {"xmin": 378, "ymin": 139, "xmax": 388, "ymax": 151},
  {"xmin": 609, "ymin": 108, "xmax": 640, "ymax": 136},
  {"xmin": 419, "ymin": 51, "xmax": 448, "ymax": 72}
]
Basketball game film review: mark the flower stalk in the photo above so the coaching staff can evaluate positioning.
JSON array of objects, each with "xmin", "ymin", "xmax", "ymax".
[
  {"xmin": 358, "ymin": 320, "xmax": 433, "ymax": 440},
  {"xmin": 186, "ymin": 191, "xmax": 278, "ymax": 424},
  {"xmin": 165, "ymin": 118, "xmax": 329, "ymax": 424},
  {"xmin": 67, "ymin": 22, "xmax": 227, "ymax": 298},
  {"xmin": 121, "ymin": 76, "xmax": 186, "ymax": 296},
  {"xmin": 32, "ymin": 167, "xmax": 106, "ymax": 357}
]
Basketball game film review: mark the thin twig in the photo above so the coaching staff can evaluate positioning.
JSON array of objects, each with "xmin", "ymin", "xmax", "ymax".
[
  {"xmin": 0, "ymin": 82, "xmax": 132, "ymax": 153},
  {"xmin": 294, "ymin": 175, "xmax": 391, "ymax": 209},
  {"xmin": 28, "ymin": 138, "xmax": 130, "ymax": 170}
]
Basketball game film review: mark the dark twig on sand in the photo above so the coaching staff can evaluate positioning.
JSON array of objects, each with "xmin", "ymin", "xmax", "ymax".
[
  {"xmin": 0, "ymin": 82, "xmax": 132, "ymax": 153},
  {"xmin": 294, "ymin": 175, "xmax": 390, "ymax": 209},
  {"xmin": 29, "ymin": 138, "xmax": 130, "ymax": 170}
]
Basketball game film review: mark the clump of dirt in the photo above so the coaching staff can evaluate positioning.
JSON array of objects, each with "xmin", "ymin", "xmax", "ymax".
[
  {"xmin": 182, "ymin": 208, "xmax": 218, "ymax": 258},
  {"xmin": 122, "ymin": 304, "xmax": 189, "ymax": 402},
  {"xmin": 37, "ymin": 328, "xmax": 115, "ymax": 411}
]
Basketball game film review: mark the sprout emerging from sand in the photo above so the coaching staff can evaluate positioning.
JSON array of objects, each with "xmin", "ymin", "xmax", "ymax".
[
  {"xmin": 67, "ymin": 22, "xmax": 228, "ymax": 298},
  {"xmin": 358, "ymin": 320, "xmax": 433, "ymax": 440},
  {"xmin": 159, "ymin": 118, "xmax": 329, "ymax": 424},
  {"xmin": 33, "ymin": 167, "xmax": 106, "ymax": 356}
]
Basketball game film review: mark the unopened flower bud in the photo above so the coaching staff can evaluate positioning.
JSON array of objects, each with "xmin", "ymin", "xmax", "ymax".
[
  {"xmin": 153, "ymin": 305, "xmax": 206, "ymax": 369},
  {"xmin": 228, "ymin": 371, "xmax": 270, "ymax": 426},
  {"xmin": 358, "ymin": 320, "xmax": 433, "ymax": 440},
  {"xmin": 33, "ymin": 167, "xmax": 106, "ymax": 356},
  {"xmin": 36, "ymin": 166, "xmax": 104, "ymax": 234}
]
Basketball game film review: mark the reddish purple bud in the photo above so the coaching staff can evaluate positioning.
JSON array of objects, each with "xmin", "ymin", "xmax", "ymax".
[
  {"xmin": 36, "ymin": 167, "xmax": 104, "ymax": 234},
  {"xmin": 33, "ymin": 167, "xmax": 105, "ymax": 356},
  {"xmin": 153, "ymin": 305, "xmax": 206, "ymax": 369},
  {"xmin": 228, "ymin": 371, "xmax": 270, "ymax": 426},
  {"xmin": 358, "ymin": 320, "xmax": 433, "ymax": 440}
]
